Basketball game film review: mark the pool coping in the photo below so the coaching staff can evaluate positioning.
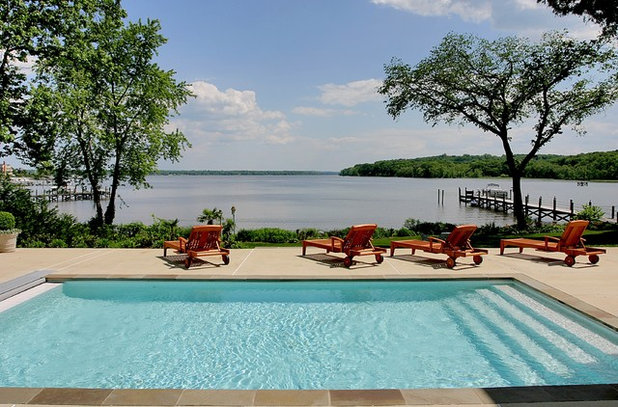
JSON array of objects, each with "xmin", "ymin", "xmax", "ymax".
[{"xmin": 1, "ymin": 273, "xmax": 617, "ymax": 406}]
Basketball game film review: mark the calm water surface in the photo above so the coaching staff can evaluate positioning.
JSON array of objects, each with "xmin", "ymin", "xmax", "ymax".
[{"xmin": 52, "ymin": 175, "xmax": 617, "ymax": 229}]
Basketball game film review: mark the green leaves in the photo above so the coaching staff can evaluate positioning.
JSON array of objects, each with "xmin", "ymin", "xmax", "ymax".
[
  {"xmin": 10, "ymin": 1, "xmax": 193, "ymax": 226},
  {"xmin": 380, "ymin": 31, "xmax": 618, "ymax": 228}
]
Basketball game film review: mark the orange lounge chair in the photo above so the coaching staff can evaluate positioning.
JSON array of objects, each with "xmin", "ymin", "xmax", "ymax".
[
  {"xmin": 163, "ymin": 225, "xmax": 230, "ymax": 268},
  {"xmin": 301, "ymin": 224, "xmax": 387, "ymax": 267},
  {"xmin": 499, "ymin": 220, "xmax": 605, "ymax": 266},
  {"xmin": 390, "ymin": 224, "xmax": 487, "ymax": 268}
]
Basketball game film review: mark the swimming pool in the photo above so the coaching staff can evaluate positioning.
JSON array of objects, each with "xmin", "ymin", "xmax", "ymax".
[{"xmin": 0, "ymin": 279, "xmax": 616, "ymax": 390}]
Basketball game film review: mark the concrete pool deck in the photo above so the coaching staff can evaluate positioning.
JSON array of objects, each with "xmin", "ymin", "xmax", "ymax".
[{"xmin": 0, "ymin": 246, "xmax": 617, "ymax": 406}]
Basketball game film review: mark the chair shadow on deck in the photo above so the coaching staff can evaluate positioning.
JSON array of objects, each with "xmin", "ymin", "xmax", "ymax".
[
  {"xmin": 389, "ymin": 254, "xmax": 478, "ymax": 270},
  {"xmin": 298, "ymin": 253, "xmax": 382, "ymax": 269},
  {"xmin": 500, "ymin": 252, "xmax": 599, "ymax": 268},
  {"xmin": 158, "ymin": 254, "xmax": 226, "ymax": 270}
]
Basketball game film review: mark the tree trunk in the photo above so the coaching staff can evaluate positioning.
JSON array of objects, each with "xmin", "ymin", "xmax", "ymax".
[
  {"xmin": 510, "ymin": 172, "xmax": 527, "ymax": 229},
  {"xmin": 92, "ymin": 189, "xmax": 104, "ymax": 227},
  {"xmin": 104, "ymin": 164, "xmax": 120, "ymax": 225}
]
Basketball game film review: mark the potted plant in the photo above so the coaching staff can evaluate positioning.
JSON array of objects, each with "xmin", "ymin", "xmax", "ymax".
[{"xmin": 0, "ymin": 211, "xmax": 21, "ymax": 253}]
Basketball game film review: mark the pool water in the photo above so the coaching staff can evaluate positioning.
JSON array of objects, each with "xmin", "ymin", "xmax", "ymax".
[{"xmin": 0, "ymin": 280, "xmax": 616, "ymax": 389}]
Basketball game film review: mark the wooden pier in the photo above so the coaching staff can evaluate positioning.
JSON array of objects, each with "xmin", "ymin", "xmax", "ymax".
[
  {"xmin": 31, "ymin": 187, "xmax": 111, "ymax": 203},
  {"xmin": 458, "ymin": 187, "xmax": 618, "ymax": 223}
]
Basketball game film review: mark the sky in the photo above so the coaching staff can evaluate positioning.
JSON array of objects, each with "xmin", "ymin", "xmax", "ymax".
[{"xmin": 10, "ymin": 0, "xmax": 618, "ymax": 171}]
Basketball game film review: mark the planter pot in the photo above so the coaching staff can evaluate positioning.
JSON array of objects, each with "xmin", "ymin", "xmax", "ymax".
[{"xmin": 0, "ymin": 232, "xmax": 19, "ymax": 253}]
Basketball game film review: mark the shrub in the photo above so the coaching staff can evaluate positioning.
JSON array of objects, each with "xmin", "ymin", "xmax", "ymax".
[
  {"xmin": 50, "ymin": 239, "xmax": 67, "ymax": 248},
  {"xmin": 574, "ymin": 204, "xmax": 605, "ymax": 223},
  {"xmin": 296, "ymin": 228, "xmax": 324, "ymax": 240},
  {"xmin": 236, "ymin": 228, "xmax": 297, "ymax": 243},
  {"xmin": 403, "ymin": 218, "xmax": 456, "ymax": 236},
  {"xmin": 395, "ymin": 227, "xmax": 414, "ymax": 237},
  {"xmin": 0, "ymin": 211, "xmax": 16, "ymax": 230}
]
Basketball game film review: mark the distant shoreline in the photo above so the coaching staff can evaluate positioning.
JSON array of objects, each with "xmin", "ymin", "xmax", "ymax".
[{"xmin": 153, "ymin": 170, "xmax": 339, "ymax": 176}]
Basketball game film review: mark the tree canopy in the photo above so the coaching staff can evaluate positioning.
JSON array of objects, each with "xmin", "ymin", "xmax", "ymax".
[
  {"xmin": 340, "ymin": 151, "xmax": 618, "ymax": 180},
  {"xmin": 537, "ymin": 0, "xmax": 618, "ymax": 37},
  {"xmin": 14, "ymin": 1, "xmax": 192, "ymax": 226},
  {"xmin": 1, "ymin": 0, "xmax": 103, "ymax": 151},
  {"xmin": 380, "ymin": 32, "xmax": 618, "ymax": 228}
]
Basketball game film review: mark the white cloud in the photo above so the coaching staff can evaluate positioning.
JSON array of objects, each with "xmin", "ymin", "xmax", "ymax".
[
  {"xmin": 372, "ymin": 0, "xmax": 602, "ymax": 39},
  {"xmin": 371, "ymin": 0, "xmax": 491, "ymax": 22},
  {"xmin": 0, "ymin": 49, "xmax": 37, "ymax": 76},
  {"xmin": 292, "ymin": 106, "xmax": 358, "ymax": 117},
  {"xmin": 172, "ymin": 81, "xmax": 294, "ymax": 145},
  {"xmin": 318, "ymin": 79, "xmax": 382, "ymax": 107}
]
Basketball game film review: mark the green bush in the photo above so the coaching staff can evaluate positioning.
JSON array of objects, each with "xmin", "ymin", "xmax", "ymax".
[
  {"xmin": 50, "ymin": 239, "xmax": 67, "ymax": 248},
  {"xmin": 395, "ymin": 227, "xmax": 414, "ymax": 237},
  {"xmin": 0, "ymin": 211, "xmax": 16, "ymax": 230},
  {"xmin": 574, "ymin": 204, "xmax": 605, "ymax": 223},
  {"xmin": 403, "ymin": 218, "xmax": 456, "ymax": 236},
  {"xmin": 236, "ymin": 228, "xmax": 298, "ymax": 243}
]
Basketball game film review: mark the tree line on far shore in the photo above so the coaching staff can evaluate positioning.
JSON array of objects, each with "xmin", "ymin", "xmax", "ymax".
[{"xmin": 339, "ymin": 151, "xmax": 618, "ymax": 180}]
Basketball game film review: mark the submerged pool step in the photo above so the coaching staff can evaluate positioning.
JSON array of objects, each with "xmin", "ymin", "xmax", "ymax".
[
  {"xmin": 476, "ymin": 288, "xmax": 596, "ymax": 365},
  {"xmin": 461, "ymin": 294, "xmax": 571, "ymax": 377},
  {"xmin": 495, "ymin": 285, "xmax": 618, "ymax": 356},
  {"xmin": 443, "ymin": 298, "xmax": 543, "ymax": 385}
]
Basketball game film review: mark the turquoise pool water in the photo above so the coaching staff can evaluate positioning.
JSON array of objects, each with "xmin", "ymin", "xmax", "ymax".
[{"xmin": 0, "ymin": 280, "xmax": 617, "ymax": 390}]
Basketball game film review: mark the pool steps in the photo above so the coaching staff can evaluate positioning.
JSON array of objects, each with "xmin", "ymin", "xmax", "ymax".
[
  {"xmin": 444, "ymin": 285, "xmax": 618, "ymax": 386},
  {"xmin": 0, "ymin": 270, "xmax": 50, "ymax": 302}
]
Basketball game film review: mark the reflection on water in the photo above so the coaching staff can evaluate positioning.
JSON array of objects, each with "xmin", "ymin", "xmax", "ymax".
[{"xmin": 51, "ymin": 175, "xmax": 617, "ymax": 229}]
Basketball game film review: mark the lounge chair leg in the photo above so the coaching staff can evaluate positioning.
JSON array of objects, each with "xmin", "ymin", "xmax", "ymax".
[
  {"xmin": 344, "ymin": 256, "xmax": 353, "ymax": 268},
  {"xmin": 184, "ymin": 257, "xmax": 192, "ymax": 269},
  {"xmin": 375, "ymin": 253, "xmax": 383, "ymax": 264},
  {"xmin": 222, "ymin": 254, "xmax": 230, "ymax": 265}
]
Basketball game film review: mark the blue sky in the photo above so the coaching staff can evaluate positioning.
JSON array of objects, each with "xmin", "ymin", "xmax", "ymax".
[{"xmin": 13, "ymin": 0, "xmax": 618, "ymax": 171}]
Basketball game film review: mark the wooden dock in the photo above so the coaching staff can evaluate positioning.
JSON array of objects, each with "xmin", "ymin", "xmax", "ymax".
[
  {"xmin": 31, "ymin": 187, "xmax": 111, "ymax": 203},
  {"xmin": 458, "ymin": 187, "xmax": 618, "ymax": 223}
]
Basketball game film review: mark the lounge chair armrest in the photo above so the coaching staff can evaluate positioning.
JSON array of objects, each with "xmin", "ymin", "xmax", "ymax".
[
  {"xmin": 428, "ymin": 236, "xmax": 445, "ymax": 249},
  {"xmin": 543, "ymin": 235, "xmax": 560, "ymax": 250},
  {"xmin": 331, "ymin": 236, "xmax": 344, "ymax": 243},
  {"xmin": 179, "ymin": 236, "xmax": 187, "ymax": 250}
]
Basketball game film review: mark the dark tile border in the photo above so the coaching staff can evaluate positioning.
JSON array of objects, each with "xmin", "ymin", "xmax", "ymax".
[{"xmin": 0, "ymin": 385, "xmax": 616, "ymax": 406}]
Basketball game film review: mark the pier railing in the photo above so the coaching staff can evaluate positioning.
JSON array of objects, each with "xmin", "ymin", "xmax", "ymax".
[
  {"xmin": 457, "ymin": 187, "xmax": 617, "ymax": 223},
  {"xmin": 30, "ymin": 186, "xmax": 111, "ymax": 203}
]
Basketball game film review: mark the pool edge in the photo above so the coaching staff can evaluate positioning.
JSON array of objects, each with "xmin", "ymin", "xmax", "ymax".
[
  {"xmin": 0, "ymin": 384, "xmax": 617, "ymax": 405},
  {"xmin": 2, "ymin": 273, "xmax": 617, "ymax": 406}
]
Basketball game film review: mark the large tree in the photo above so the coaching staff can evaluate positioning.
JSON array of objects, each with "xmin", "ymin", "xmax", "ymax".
[
  {"xmin": 1, "ymin": 0, "xmax": 117, "ymax": 155},
  {"xmin": 380, "ymin": 32, "xmax": 618, "ymax": 228},
  {"xmin": 537, "ymin": 0, "xmax": 618, "ymax": 38},
  {"xmin": 20, "ymin": 1, "xmax": 192, "ymax": 226}
]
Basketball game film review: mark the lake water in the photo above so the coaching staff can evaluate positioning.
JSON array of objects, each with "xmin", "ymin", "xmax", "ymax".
[{"xmin": 51, "ymin": 175, "xmax": 617, "ymax": 230}]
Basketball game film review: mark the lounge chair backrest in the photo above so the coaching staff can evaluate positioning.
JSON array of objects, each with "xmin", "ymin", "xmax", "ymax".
[
  {"xmin": 445, "ymin": 224, "xmax": 477, "ymax": 249},
  {"xmin": 342, "ymin": 224, "xmax": 377, "ymax": 253},
  {"xmin": 560, "ymin": 220, "xmax": 589, "ymax": 247},
  {"xmin": 186, "ymin": 225, "xmax": 222, "ymax": 251}
]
